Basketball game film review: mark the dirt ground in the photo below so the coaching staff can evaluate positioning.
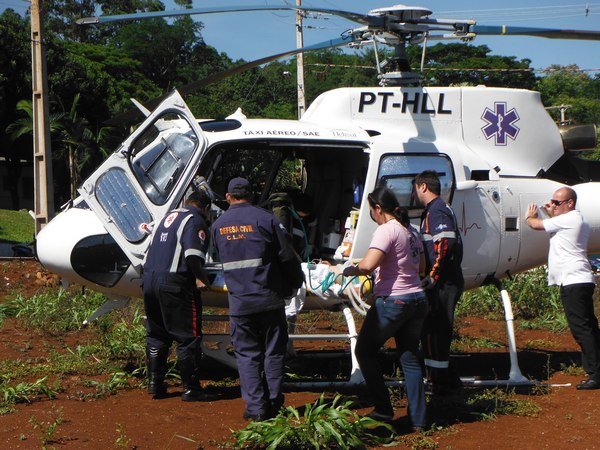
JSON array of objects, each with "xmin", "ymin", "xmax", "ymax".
[{"xmin": 2, "ymin": 259, "xmax": 600, "ymax": 449}]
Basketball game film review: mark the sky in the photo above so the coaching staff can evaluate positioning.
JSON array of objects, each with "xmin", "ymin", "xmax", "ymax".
[{"xmin": 2, "ymin": 0, "xmax": 600, "ymax": 74}]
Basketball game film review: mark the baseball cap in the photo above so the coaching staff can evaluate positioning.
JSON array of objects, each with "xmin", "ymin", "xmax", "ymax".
[{"xmin": 227, "ymin": 177, "xmax": 252, "ymax": 196}]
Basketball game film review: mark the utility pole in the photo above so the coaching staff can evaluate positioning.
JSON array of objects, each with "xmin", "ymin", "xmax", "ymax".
[
  {"xmin": 296, "ymin": 0, "xmax": 306, "ymax": 118},
  {"xmin": 31, "ymin": 0, "xmax": 54, "ymax": 234}
]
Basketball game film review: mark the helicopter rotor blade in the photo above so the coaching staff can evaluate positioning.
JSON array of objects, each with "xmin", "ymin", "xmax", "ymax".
[
  {"xmin": 471, "ymin": 25, "xmax": 600, "ymax": 41},
  {"xmin": 104, "ymin": 31, "xmax": 367, "ymax": 126},
  {"xmin": 76, "ymin": 5, "xmax": 368, "ymax": 26},
  {"xmin": 178, "ymin": 33, "xmax": 365, "ymax": 96}
]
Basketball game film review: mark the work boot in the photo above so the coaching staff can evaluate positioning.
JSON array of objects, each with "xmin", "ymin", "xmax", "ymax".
[
  {"xmin": 178, "ymin": 356, "xmax": 208, "ymax": 402},
  {"xmin": 146, "ymin": 346, "xmax": 169, "ymax": 397},
  {"xmin": 268, "ymin": 394, "xmax": 285, "ymax": 418},
  {"xmin": 428, "ymin": 367, "xmax": 462, "ymax": 396}
]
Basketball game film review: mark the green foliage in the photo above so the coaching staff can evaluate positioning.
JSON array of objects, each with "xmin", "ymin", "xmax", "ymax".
[
  {"xmin": 395, "ymin": 432, "xmax": 439, "ymax": 450},
  {"xmin": 536, "ymin": 66, "xmax": 600, "ymax": 126},
  {"xmin": 559, "ymin": 362, "xmax": 586, "ymax": 377},
  {"xmin": 0, "ymin": 344, "xmax": 116, "ymax": 382},
  {"xmin": 12, "ymin": 289, "xmax": 106, "ymax": 335},
  {"xmin": 0, "ymin": 297, "xmax": 19, "ymax": 327},
  {"xmin": 0, "ymin": 377, "xmax": 57, "ymax": 413},
  {"xmin": 28, "ymin": 406, "xmax": 64, "ymax": 448},
  {"xmin": 97, "ymin": 304, "xmax": 146, "ymax": 359},
  {"xmin": 451, "ymin": 335, "xmax": 503, "ymax": 351},
  {"xmin": 523, "ymin": 339, "xmax": 559, "ymax": 350},
  {"xmin": 232, "ymin": 394, "xmax": 394, "ymax": 450},
  {"xmin": 115, "ymin": 423, "xmax": 133, "ymax": 449},
  {"xmin": 0, "ymin": 209, "xmax": 35, "ymax": 243},
  {"xmin": 458, "ymin": 267, "xmax": 565, "ymax": 330},
  {"xmin": 412, "ymin": 43, "xmax": 536, "ymax": 90},
  {"xmin": 81, "ymin": 371, "xmax": 134, "ymax": 399},
  {"xmin": 112, "ymin": 16, "xmax": 208, "ymax": 87},
  {"xmin": 466, "ymin": 388, "xmax": 541, "ymax": 420}
]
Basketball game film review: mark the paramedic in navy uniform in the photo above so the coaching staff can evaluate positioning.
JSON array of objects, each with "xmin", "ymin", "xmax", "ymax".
[
  {"xmin": 413, "ymin": 170, "xmax": 464, "ymax": 395},
  {"xmin": 211, "ymin": 177, "xmax": 303, "ymax": 421},
  {"xmin": 142, "ymin": 189, "xmax": 212, "ymax": 401}
]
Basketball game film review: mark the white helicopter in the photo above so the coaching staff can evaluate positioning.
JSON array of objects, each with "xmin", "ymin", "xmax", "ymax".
[{"xmin": 37, "ymin": 4, "xmax": 600, "ymax": 385}]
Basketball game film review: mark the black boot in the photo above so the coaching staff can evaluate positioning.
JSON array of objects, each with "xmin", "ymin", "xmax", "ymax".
[
  {"xmin": 178, "ymin": 357, "xmax": 204, "ymax": 402},
  {"xmin": 146, "ymin": 347, "xmax": 169, "ymax": 397},
  {"xmin": 268, "ymin": 394, "xmax": 285, "ymax": 418}
]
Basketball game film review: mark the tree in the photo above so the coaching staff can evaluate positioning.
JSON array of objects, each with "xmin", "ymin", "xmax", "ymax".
[
  {"xmin": 536, "ymin": 66, "xmax": 600, "ymax": 125},
  {"xmin": 410, "ymin": 43, "xmax": 536, "ymax": 90},
  {"xmin": 0, "ymin": 10, "xmax": 33, "ymax": 208},
  {"xmin": 110, "ymin": 17, "xmax": 205, "ymax": 91},
  {"xmin": 56, "ymin": 94, "xmax": 93, "ymax": 200}
]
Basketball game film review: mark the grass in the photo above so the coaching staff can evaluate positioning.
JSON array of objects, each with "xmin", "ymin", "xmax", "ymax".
[
  {"xmin": 0, "ymin": 377, "xmax": 58, "ymax": 415},
  {"xmin": 8, "ymin": 289, "xmax": 106, "ymax": 335},
  {"xmin": 559, "ymin": 362, "xmax": 587, "ymax": 377},
  {"xmin": 0, "ymin": 209, "xmax": 35, "ymax": 243},
  {"xmin": 466, "ymin": 387, "xmax": 542, "ymax": 420},
  {"xmin": 457, "ymin": 266, "xmax": 567, "ymax": 332},
  {"xmin": 29, "ymin": 406, "xmax": 64, "ymax": 448},
  {"xmin": 451, "ymin": 335, "xmax": 503, "ymax": 351},
  {"xmin": 0, "ymin": 289, "xmax": 146, "ymax": 414}
]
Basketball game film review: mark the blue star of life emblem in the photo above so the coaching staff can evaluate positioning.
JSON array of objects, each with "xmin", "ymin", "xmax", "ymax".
[{"xmin": 481, "ymin": 102, "xmax": 520, "ymax": 145}]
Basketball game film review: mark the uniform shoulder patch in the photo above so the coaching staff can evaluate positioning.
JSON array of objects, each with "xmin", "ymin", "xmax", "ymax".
[{"xmin": 164, "ymin": 212, "xmax": 179, "ymax": 229}]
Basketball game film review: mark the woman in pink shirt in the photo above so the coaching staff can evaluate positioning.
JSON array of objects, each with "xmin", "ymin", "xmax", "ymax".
[{"xmin": 343, "ymin": 187, "xmax": 427, "ymax": 429}]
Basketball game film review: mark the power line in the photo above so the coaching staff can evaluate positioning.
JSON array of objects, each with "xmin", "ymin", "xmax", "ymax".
[{"xmin": 305, "ymin": 63, "xmax": 600, "ymax": 73}]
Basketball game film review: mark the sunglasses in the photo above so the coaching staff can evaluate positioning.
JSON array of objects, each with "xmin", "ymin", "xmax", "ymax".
[{"xmin": 550, "ymin": 198, "xmax": 570, "ymax": 206}]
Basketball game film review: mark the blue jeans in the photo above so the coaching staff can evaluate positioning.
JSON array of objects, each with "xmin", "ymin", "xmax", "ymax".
[{"xmin": 355, "ymin": 291, "xmax": 428, "ymax": 427}]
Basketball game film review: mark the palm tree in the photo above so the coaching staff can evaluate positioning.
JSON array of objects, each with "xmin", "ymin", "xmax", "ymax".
[
  {"xmin": 6, "ymin": 98, "xmax": 65, "ymax": 140},
  {"xmin": 58, "ymin": 94, "xmax": 94, "ymax": 199},
  {"xmin": 58, "ymin": 95, "xmax": 121, "ymax": 199},
  {"xmin": 5, "ymin": 99, "xmax": 64, "ymax": 209}
]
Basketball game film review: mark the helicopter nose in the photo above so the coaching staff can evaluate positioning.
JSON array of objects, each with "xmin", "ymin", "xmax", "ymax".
[
  {"xmin": 572, "ymin": 182, "xmax": 600, "ymax": 254},
  {"xmin": 36, "ymin": 207, "xmax": 109, "ymax": 281}
]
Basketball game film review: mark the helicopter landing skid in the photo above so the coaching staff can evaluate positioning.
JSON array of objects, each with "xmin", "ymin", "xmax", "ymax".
[{"xmin": 201, "ymin": 305, "xmax": 365, "ymax": 384}]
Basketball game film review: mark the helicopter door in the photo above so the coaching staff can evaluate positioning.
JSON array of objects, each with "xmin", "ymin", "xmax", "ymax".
[
  {"xmin": 78, "ymin": 91, "xmax": 208, "ymax": 270},
  {"xmin": 453, "ymin": 182, "xmax": 501, "ymax": 285}
]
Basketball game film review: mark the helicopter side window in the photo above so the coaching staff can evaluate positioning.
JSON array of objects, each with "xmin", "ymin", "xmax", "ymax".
[
  {"xmin": 95, "ymin": 168, "xmax": 153, "ymax": 242},
  {"xmin": 376, "ymin": 154, "xmax": 454, "ymax": 216},
  {"xmin": 71, "ymin": 233, "xmax": 130, "ymax": 287},
  {"xmin": 130, "ymin": 113, "xmax": 198, "ymax": 205}
]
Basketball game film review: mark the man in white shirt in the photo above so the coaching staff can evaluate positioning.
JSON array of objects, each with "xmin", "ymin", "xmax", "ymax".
[{"xmin": 525, "ymin": 186, "xmax": 600, "ymax": 390}]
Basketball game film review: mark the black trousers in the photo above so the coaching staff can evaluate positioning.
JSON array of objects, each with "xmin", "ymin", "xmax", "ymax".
[
  {"xmin": 421, "ymin": 278, "xmax": 464, "ymax": 381},
  {"xmin": 560, "ymin": 282, "xmax": 600, "ymax": 378},
  {"xmin": 143, "ymin": 272, "xmax": 202, "ymax": 361}
]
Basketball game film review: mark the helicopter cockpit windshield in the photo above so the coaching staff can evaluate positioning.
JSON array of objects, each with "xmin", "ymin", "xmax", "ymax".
[{"xmin": 130, "ymin": 113, "xmax": 198, "ymax": 205}]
